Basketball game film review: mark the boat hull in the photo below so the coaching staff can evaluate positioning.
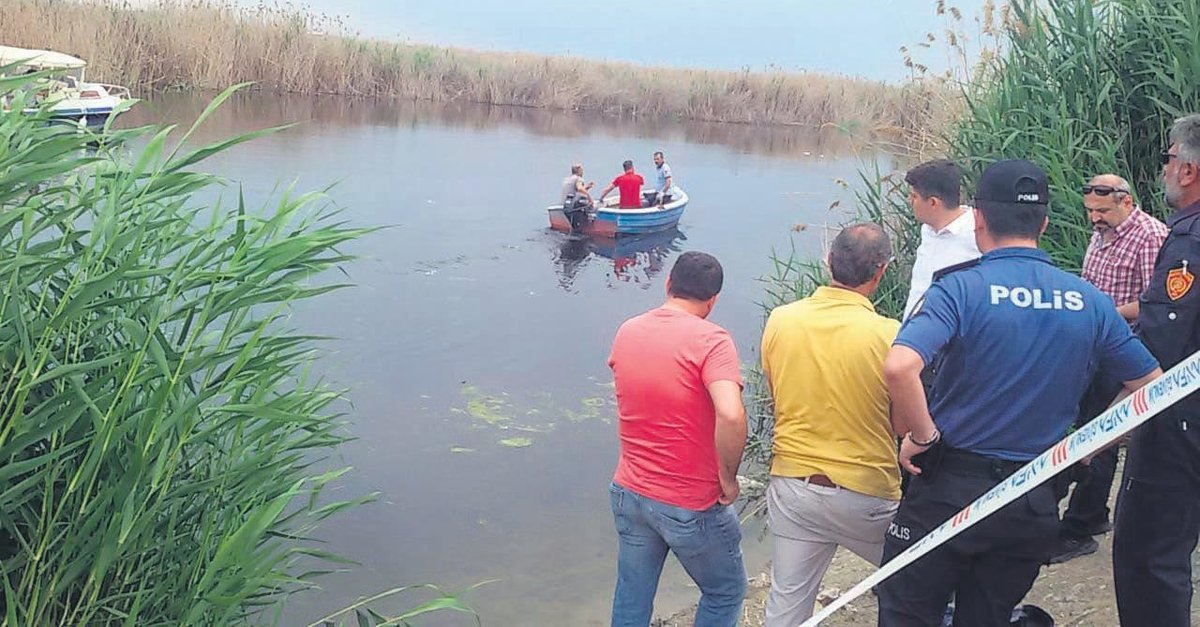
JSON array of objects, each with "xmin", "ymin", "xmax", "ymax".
[{"xmin": 547, "ymin": 189, "xmax": 688, "ymax": 236}]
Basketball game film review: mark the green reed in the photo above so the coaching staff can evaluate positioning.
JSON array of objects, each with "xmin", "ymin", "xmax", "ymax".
[{"xmin": 0, "ymin": 78, "xmax": 431, "ymax": 624}]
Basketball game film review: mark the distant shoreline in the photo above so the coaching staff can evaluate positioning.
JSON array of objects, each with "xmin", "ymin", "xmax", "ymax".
[{"xmin": 4, "ymin": 0, "xmax": 951, "ymax": 145}]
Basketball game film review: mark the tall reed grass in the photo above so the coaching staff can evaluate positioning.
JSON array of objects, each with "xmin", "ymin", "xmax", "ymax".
[
  {"xmin": 2, "ymin": 0, "xmax": 952, "ymax": 143},
  {"xmin": 0, "ymin": 78, "xmax": 375, "ymax": 624}
]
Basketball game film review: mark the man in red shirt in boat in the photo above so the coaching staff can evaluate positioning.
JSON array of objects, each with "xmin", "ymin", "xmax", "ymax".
[{"xmin": 598, "ymin": 160, "xmax": 646, "ymax": 209}]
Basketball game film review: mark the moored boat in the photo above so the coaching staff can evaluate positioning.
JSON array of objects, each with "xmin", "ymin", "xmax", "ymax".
[
  {"xmin": 547, "ymin": 187, "xmax": 689, "ymax": 236},
  {"xmin": 0, "ymin": 45, "xmax": 133, "ymax": 130}
]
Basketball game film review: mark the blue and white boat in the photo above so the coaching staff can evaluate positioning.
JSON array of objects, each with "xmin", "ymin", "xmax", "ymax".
[
  {"xmin": 548, "ymin": 187, "xmax": 689, "ymax": 236},
  {"xmin": 1, "ymin": 45, "xmax": 133, "ymax": 130}
]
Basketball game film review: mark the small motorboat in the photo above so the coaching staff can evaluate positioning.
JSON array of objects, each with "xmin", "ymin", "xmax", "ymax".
[
  {"xmin": 547, "ymin": 188, "xmax": 689, "ymax": 236},
  {"xmin": 0, "ymin": 45, "xmax": 133, "ymax": 131}
]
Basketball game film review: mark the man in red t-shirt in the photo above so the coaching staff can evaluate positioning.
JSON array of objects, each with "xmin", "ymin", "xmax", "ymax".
[
  {"xmin": 607, "ymin": 251, "xmax": 748, "ymax": 626},
  {"xmin": 598, "ymin": 160, "xmax": 646, "ymax": 209}
]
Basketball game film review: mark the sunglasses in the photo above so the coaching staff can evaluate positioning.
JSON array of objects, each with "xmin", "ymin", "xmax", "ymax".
[
  {"xmin": 1081, "ymin": 184, "xmax": 1129, "ymax": 196},
  {"xmin": 1162, "ymin": 149, "xmax": 1179, "ymax": 165}
]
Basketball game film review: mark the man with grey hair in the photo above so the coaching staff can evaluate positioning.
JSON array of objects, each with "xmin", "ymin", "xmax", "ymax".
[
  {"xmin": 560, "ymin": 162, "xmax": 594, "ymax": 208},
  {"xmin": 1115, "ymin": 114, "xmax": 1200, "ymax": 627},
  {"xmin": 760, "ymin": 223, "xmax": 900, "ymax": 625}
]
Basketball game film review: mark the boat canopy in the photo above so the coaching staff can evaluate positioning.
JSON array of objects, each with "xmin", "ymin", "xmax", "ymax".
[{"xmin": 0, "ymin": 45, "xmax": 87, "ymax": 70}]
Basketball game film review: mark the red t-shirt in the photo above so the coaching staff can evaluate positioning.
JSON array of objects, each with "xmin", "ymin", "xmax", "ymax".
[
  {"xmin": 608, "ymin": 307, "xmax": 744, "ymax": 510},
  {"xmin": 613, "ymin": 172, "xmax": 645, "ymax": 208}
]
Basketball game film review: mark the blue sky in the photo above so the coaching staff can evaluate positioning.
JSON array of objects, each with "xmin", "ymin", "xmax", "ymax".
[{"xmin": 285, "ymin": 0, "xmax": 988, "ymax": 83}]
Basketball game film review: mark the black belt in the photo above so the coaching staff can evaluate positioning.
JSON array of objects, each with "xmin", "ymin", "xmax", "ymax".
[{"xmin": 938, "ymin": 447, "xmax": 1028, "ymax": 480}]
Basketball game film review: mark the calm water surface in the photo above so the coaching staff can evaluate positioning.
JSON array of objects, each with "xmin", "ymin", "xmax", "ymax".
[{"xmin": 120, "ymin": 93, "xmax": 883, "ymax": 626}]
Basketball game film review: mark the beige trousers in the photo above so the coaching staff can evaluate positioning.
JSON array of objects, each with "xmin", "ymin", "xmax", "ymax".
[{"xmin": 764, "ymin": 475, "xmax": 899, "ymax": 626}]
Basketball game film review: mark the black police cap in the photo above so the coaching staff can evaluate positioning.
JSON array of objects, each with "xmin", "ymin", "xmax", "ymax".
[{"xmin": 975, "ymin": 159, "xmax": 1050, "ymax": 208}]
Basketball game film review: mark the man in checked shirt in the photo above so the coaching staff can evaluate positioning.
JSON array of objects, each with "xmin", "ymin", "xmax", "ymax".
[{"xmin": 1049, "ymin": 172, "xmax": 1168, "ymax": 564}]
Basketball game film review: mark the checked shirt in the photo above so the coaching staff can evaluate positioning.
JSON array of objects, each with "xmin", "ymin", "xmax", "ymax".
[{"xmin": 1081, "ymin": 207, "xmax": 1168, "ymax": 306}]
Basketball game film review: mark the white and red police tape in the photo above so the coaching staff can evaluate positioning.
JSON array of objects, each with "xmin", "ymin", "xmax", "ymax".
[{"xmin": 801, "ymin": 350, "xmax": 1200, "ymax": 626}]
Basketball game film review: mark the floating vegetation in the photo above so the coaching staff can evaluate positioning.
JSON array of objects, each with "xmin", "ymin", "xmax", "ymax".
[
  {"xmin": 461, "ymin": 384, "xmax": 514, "ymax": 427},
  {"xmin": 449, "ymin": 446, "xmax": 476, "ymax": 454},
  {"xmin": 451, "ymin": 384, "xmax": 617, "ymax": 448}
]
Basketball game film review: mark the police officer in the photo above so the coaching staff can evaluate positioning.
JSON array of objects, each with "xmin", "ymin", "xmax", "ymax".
[
  {"xmin": 876, "ymin": 159, "xmax": 1162, "ymax": 627},
  {"xmin": 1114, "ymin": 113, "xmax": 1200, "ymax": 627}
]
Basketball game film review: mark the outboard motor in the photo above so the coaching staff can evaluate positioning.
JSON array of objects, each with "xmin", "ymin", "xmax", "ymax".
[{"xmin": 562, "ymin": 193, "xmax": 593, "ymax": 231}]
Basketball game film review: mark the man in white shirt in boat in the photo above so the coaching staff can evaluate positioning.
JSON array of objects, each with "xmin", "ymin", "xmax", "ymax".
[
  {"xmin": 903, "ymin": 159, "xmax": 980, "ymax": 319},
  {"xmin": 561, "ymin": 163, "xmax": 595, "ymax": 210},
  {"xmin": 653, "ymin": 151, "xmax": 677, "ymax": 207}
]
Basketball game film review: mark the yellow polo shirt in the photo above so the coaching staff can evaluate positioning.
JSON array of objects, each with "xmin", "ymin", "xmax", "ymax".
[{"xmin": 761, "ymin": 286, "xmax": 901, "ymax": 500}]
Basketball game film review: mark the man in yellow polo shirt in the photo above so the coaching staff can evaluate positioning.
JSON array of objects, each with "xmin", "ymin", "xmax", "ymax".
[{"xmin": 760, "ymin": 223, "xmax": 901, "ymax": 625}]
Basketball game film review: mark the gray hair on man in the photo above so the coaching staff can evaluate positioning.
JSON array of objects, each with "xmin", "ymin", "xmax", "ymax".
[
  {"xmin": 1170, "ymin": 114, "xmax": 1200, "ymax": 165},
  {"xmin": 571, "ymin": 163, "xmax": 584, "ymax": 176},
  {"xmin": 829, "ymin": 222, "xmax": 892, "ymax": 287}
]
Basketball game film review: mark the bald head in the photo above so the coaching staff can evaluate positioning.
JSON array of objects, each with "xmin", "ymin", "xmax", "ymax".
[
  {"xmin": 829, "ymin": 223, "xmax": 892, "ymax": 289},
  {"xmin": 1084, "ymin": 173, "xmax": 1134, "ymax": 234}
]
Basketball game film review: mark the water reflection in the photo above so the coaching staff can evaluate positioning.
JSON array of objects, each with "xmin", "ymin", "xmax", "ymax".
[
  {"xmin": 552, "ymin": 228, "xmax": 687, "ymax": 291},
  {"xmin": 123, "ymin": 91, "xmax": 865, "ymax": 158}
]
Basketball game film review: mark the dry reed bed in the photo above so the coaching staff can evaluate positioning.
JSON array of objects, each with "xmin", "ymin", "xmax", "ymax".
[{"xmin": 2, "ymin": 0, "xmax": 950, "ymax": 138}]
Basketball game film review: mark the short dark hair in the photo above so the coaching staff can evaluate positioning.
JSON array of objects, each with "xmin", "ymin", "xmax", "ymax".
[
  {"xmin": 905, "ymin": 159, "xmax": 963, "ymax": 208},
  {"xmin": 654, "ymin": 151, "xmax": 664, "ymax": 158},
  {"xmin": 829, "ymin": 223, "xmax": 892, "ymax": 287},
  {"xmin": 668, "ymin": 251, "xmax": 723, "ymax": 301},
  {"xmin": 977, "ymin": 202, "xmax": 1046, "ymax": 239},
  {"xmin": 622, "ymin": 160, "xmax": 634, "ymax": 171}
]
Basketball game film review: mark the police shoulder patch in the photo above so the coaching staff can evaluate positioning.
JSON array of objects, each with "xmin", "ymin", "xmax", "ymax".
[{"xmin": 932, "ymin": 257, "xmax": 981, "ymax": 282}]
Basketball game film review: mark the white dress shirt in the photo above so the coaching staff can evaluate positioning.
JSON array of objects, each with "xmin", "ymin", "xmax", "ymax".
[{"xmin": 903, "ymin": 208, "xmax": 980, "ymax": 319}]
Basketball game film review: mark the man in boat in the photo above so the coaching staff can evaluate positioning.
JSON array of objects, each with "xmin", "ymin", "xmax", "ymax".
[
  {"xmin": 598, "ymin": 160, "xmax": 646, "ymax": 209},
  {"xmin": 760, "ymin": 223, "xmax": 900, "ymax": 625},
  {"xmin": 877, "ymin": 159, "xmax": 1160, "ymax": 626},
  {"xmin": 561, "ymin": 163, "xmax": 595, "ymax": 210},
  {"xmin": 607, "ymin": 251, "xmax": 748, "ymax": 626},
  {"xmin": 653, "ymin": 151, "xmax": 677, "ymax": 207},
  {"xmin": 1114, "ymin": 114, "xmax": 1200, "ymax": 627},
  {"xmin": 1049, "ymin": 173, "xmax": 1166, "ymax": 566}
]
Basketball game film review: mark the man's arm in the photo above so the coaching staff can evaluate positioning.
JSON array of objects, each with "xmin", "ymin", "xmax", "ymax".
[
  {"xmin": 575, "ymin": 178, "xmax": 593, "ymax": 201},
  {"xmin": 662, "ymin": 175, "xmax": 673, "ymax": 193},
  {"xmin": 597, "ymin": 182, "xmax": 615, "ymax": 203},
  {"xmin": 708, "ymin": 379, "xmax": 747, "ymax": 505},
  {"xmin": 883, "ymin": 345, "xmax": 938, "ymax": 474},
  {"xmin": 1117, "ymin": 300, "xmax": 1139, "ymax": 321}
]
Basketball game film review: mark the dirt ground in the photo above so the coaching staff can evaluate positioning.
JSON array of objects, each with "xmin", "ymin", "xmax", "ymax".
[{"xmin": 656, "ymin": 491, "xmax": 1200, "ymax": 626}]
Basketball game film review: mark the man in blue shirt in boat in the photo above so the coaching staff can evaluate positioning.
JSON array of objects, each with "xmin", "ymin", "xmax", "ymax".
[{"xmin": 653, "ymin": 151, "xmax": 678, "ymax": 207}]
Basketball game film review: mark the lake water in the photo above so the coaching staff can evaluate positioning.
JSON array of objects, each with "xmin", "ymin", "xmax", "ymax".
[{"xmin": 119, "ymin": 92, "xmax": 885, "ymax": 626}]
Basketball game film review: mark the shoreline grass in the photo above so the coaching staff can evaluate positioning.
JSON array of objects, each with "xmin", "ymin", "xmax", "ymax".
[{"xmin": 4, "ymin": 0, "xmax": 953, "ymax": 144}]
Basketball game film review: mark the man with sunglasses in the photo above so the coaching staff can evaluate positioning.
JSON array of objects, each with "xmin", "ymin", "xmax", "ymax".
[
  {"xmin": 1049, "ymin": 174, "xmax": 1168, "ymax": 565},
  {"xmin": 1114, "ymin": 114, "xmax": 1200, "ymax": 627}
]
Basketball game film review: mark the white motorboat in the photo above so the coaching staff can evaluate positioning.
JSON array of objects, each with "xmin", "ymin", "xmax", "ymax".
[{"xmin": 1, "ymin": 45, "xmax": 133, "ymax": 130}]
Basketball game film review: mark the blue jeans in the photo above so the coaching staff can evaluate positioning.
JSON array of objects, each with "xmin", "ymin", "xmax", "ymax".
[{"xmin": 609, "ymin": 483, "xmax": 746, "ymax": 627}]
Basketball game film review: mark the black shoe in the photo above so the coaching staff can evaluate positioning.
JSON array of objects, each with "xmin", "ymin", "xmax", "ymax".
[{"xmin": 1048, "ymin": 536, "xmax": 1099, "ymax": 564}]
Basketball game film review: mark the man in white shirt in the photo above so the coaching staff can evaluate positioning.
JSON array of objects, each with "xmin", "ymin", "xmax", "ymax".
[
  {"xmin": 653, "ymin": 151, "xmax": 678, "ymax": 207},
  {"xmin": 903, "ymin": 159, "xmax": 980, "ymax": 319}
]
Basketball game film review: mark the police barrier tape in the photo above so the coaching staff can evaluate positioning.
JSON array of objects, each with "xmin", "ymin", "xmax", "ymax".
[{"xmin": 801, "ymin": 349, "xmax": 1200, "ymax": 626}]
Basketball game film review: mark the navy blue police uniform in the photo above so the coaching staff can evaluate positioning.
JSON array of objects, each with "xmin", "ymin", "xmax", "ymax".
[
  {"xmin": 1113, "ymin": 199, "xmax": 1200, "ymax": 627},
  {"xmin": 876, "ymin": 161, "xmax": 1159, "ymax": 627}
]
